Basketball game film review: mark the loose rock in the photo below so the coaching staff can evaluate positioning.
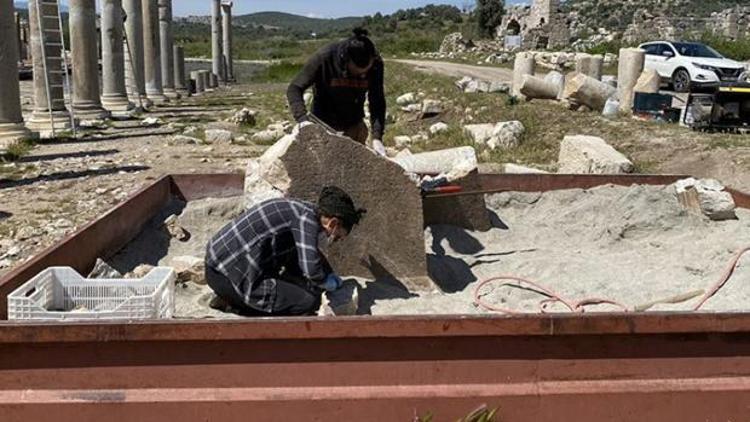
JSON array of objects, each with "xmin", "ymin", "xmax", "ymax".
[
  {"xmin": 430, "ymin": 122, "xmax": 449, "ymax": 135},
  {"xmin": 204, "ymin": 129, "xmax": 234, "ymax": 144},
  {"xmin": 558, "ymin": 135, "xmax": 634, "ymax": 174}
]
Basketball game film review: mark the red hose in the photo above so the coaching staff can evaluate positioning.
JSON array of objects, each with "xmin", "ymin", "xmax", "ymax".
[{"xmin": 473, "ymin": 247, "xmax": 750, "ymax": 314}]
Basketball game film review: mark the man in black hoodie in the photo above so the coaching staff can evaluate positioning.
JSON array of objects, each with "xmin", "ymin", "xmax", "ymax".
[{"xmin": 287, "ymin": 28, "xmax": 387, "ymax": 156}]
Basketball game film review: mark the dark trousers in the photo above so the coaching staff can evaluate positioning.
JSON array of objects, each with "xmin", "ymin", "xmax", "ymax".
[{"xmin": 205, "ymin": 266, "xmax": 321, "ymax": 317}]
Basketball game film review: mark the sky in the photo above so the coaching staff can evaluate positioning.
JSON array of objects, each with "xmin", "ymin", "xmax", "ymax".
[
  {"xmin": 48, "ymin": 0, "xmax": 529, "ymax": 19},
  {"xmin": 173, "ymin": 0, "xmax": 469, "ymax": 18}
]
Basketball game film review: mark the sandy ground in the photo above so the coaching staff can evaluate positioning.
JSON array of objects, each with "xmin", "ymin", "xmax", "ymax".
[
  {"xmin": 375, "ymin": 184, "xmax": 750, "ymax": 315},
  {"xmin": 103, "ymin": 183, "xmax": 750, "ymax": 319}
]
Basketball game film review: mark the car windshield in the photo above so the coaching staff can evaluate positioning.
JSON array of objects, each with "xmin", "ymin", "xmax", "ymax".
[{"xmin": 672, "ymin": 42, "xmax": 723, "ymax": 58}]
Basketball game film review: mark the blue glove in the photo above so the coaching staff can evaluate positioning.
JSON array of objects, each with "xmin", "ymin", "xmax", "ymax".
[{"xmin": 322, "ymin": 273, "xmax": 343, "ymax": 292}]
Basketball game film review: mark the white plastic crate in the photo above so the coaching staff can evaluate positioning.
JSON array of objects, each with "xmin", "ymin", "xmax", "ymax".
[{"xmin": 8, "ymin": 267, "xmax": 175, "ymax": 321}]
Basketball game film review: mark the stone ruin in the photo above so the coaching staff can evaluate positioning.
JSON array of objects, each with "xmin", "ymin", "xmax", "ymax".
[
  {"xmin": 1, "ymin": 0, "xmax": 236, "ymax": 148},
  {"xmin": 709, "ymin": 6, "xmax": 750, "ymax": 40},
  {"xmin": 622, "ymin": 6, "xmax": 750, "ymax": 44},
  {"xmin": 496, "ymin": 0, "xmax": 570, "ymax": 50},
  {"xmin": 622, "ymin": 10, "xmax": 679, "ymax": 44}
]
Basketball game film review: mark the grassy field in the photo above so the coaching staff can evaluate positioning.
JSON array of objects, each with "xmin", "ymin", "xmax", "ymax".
[{"xmin": 237, "ymin": 60, "xmax": 734, "ymax": 172}]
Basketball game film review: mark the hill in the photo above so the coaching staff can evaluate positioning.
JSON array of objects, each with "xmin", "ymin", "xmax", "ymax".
[{"xmin": 234, "ymin": 12, "xmax": 362, "ymax": 37}]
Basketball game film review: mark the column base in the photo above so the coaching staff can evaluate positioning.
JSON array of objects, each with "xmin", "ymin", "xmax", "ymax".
[
  {"xmin": 163, "ymin": 88, "xmax": 181, "ymax": 100},
  {"xmin": 0, "ymin": 122, "xmax": 34, "ymax": 150},
  {"xmin": 146, "ymin": 91, "xmax": 170, "ymax": 105},
  {"xmin": 72, "ymin": 102, "xmax": 111, "ymax": 121},
  {"xmin": 27, "ymin": 110, "xmax": 73, "ymax": 138},
  {"xmin": 102, "ymin": 94, "xmax": 136, "ymax": 113}
]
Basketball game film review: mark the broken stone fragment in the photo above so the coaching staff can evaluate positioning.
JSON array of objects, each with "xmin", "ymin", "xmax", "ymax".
[
  {"xmin": 163, "ymin": 214, "xmax": 190, "ymax": 241},
  {"xmin": 396, "ymin": 92, "xmax": 418, "ymax": 106},
  {"xmin": 674, "ymin": 178, "xmax": 737, "ymax": 221},
  {"xmin": 88, "ymin": 258, "xmax": 123, "ymax": 279},
  {"xmin": 170, "ymin": 255, "xmax": 206, "ymax": 285},
  {"xmin": 488, "ymin": 121, "xmax": 525, "ymax": 150},
  {"xmin": 557, "ymin": 135, "xmax": 634, "ymax": 174},
  {"xmin": 633, "ymin": 69, "xmax": 661, "ymax": 94},
  {"xmin": 127, "ymin": 264, "xmax": 155, "ymax": 278},
  {"xmin": 421, "ymin": 99, "xmax": 443, "ymax": 116},
  {"xmin": 430, "ymin": 122, "xmax": 449, "ymax": 135},
  {"xmin": 455, "ymin": 76, "xmax": 473, "ymax": 90},
  {"xmin": 227, "ymin": 108, "xmax": 257, "ymax": 126},
  {"xmin": 169, "ymin": 135, "xmax": 202, "ymax": 145},
  {"xmin": 563, "ymin": 72, "xmax": 617, "ymax": 111},
  {"xmin": 204, "ymin": 129, "xmax": 235, "ymax": 144},
  {"xmin": 463, "ymin": 123, "xmax": 495, "ymax": 146},
  {"xmin": 394, "ymin": 135, "xmax": 412, "ymax": 149},
  {"xmin": 141, "ymin": 117, "xmax": 163, "ymax": 127},
  {"xmin": 401, "ymin": 103, "xmax": 422, "ymax": 113},
  {"xmin": 464, "ymin": 121, "xmax": 524, "ymax": 151},
  {"xmin": 503, "ymin": 163, "xmax": 549, "ymax": 174}
]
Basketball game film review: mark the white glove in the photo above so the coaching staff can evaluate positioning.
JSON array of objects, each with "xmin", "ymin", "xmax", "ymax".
[{"xmin": 372, "ymin": 139, "xmax": 387, "ymax": 157}]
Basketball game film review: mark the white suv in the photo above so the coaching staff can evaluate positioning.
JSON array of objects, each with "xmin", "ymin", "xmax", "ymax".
[{"xmin": 639, "ymin": 41, "xmax": 746, "ymax": 92}]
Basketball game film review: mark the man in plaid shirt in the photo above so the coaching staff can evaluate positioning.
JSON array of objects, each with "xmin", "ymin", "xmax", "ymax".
[{"xmin": 205, "ymin": 186, "xmax": 366, "ymax": 316}]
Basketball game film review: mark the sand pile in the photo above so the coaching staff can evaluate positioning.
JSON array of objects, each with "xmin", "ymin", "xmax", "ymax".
[
  {"xmin": 372, "ymin": 184, "xmax": 750, "ymax": 315},
  {"xmin": 106, "ymin": 183, "xmax": 750, "ymax": 318}
]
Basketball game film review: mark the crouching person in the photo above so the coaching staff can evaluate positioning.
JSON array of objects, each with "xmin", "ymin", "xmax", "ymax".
[{"xmin": 205, "ymin": 186, "xmax": 366, "ymax": 316}]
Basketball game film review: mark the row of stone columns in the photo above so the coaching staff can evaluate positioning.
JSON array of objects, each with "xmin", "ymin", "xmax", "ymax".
[{"xmin": 1, "ymin": 0, "xmax": 233, "ymax": 146}]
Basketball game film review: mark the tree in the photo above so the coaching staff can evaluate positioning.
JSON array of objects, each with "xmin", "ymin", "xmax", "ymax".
[{"xmin": 475, "ymin": 0, "xmax": 504, "ymax": 39}]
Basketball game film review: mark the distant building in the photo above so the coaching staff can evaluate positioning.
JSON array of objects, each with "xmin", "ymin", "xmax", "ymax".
[{"xmin": 496, "ymin": 0, "xmax": 570, "ymax": 50}]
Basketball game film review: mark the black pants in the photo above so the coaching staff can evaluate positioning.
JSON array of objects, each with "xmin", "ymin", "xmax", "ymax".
[{"xmin": 205, "ymin": 266, "xmax": 321, "ymax": 316}]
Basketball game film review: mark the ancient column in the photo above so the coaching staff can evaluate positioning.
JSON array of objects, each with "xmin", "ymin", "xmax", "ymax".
[
  {"xmin": 101, "ymin": 0, "xmax": 134, "ymax": 113},
  {"xmin": 174, "ymin": 46, "xmax": 189, "ymax": 97},
  {"xmin": 26, "ymin": 0, "xmax": 72, "ymax": 134},
  {"xmin": 159, "ymin": 0, "xmax": 179, "ymax": 99},
  {"xmin": 222, "ymin": 1, "xmax": 234, "ymax": 82},
  {"xmin": 575, "ymin": 53, "xmax": 604, "ymax": 81},
  {"xmin": 142, "ymin": 0, "xmax": 167, "ymax": 104},
  {"xmin": 14, "ymin": 12, "xmax": 22, "ymax": 63},
  {"xmin": 199, "ymin": 70, "xmax": 212, "ymax": 92},
  {"xmin": 69, "ymin": 0, "xmax": 110, "ymax": 120},
  {"xmin": 617, "ymin": 48, "xmax": 646, "ymax": 113},
  {"xmin": 512, "ymin": 52, "xmax": 535, "ymax": 98},
  {"xmin": 211, "ymin": 0, "xmax": 224, "ymax": 83},
  {"xmin": 190, "ymin": 70, "xmax": 204, "ymax": 95},
  {"xmin": 123, "ymin": 0, "xmax": 150, "ymax": 108},
  {"xmin": 0, "ymin": 0, "xmax": 32, "ymax": 147}
]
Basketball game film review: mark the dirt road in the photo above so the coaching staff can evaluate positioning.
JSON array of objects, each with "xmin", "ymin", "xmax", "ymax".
[{"xmin": 393, "ymin": 59, "xmax": 514, "ymax": 82}]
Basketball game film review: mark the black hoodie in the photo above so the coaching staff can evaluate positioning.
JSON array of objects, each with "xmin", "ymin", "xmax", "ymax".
[{"xmin": 286, "ymin": 40, "xmax": 386, "ymax": 140}]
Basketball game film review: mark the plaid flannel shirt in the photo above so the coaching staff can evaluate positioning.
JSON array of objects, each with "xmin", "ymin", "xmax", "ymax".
[{"xmin": 205, "ymin": 198, "xmax": 326, "ymax": 312}]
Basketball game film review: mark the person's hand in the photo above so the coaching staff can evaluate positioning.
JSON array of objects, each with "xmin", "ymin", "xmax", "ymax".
[
  {"xmin": 322, "ymin": 273, "xmax": 343, "ymax": 292},
  {"xmin": 372, "ymin": 139, "xmax": 386, "ymax": 157}
]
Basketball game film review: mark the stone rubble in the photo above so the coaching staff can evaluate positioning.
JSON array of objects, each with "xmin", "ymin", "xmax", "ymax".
[{"xmin": 558, "ymin": 135, "xmax": 634, "ymax": 174}]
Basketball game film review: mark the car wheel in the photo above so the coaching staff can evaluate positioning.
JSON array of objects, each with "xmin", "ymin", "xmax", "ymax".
[{"xmin": 672, "ymin": 69, "xmax": 691, "ymax": 93}]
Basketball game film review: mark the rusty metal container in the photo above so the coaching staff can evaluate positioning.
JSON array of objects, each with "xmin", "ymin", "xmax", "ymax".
[{"xmin": 2, "ymin": 173, "xmax": 750, "ymax": 421}]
